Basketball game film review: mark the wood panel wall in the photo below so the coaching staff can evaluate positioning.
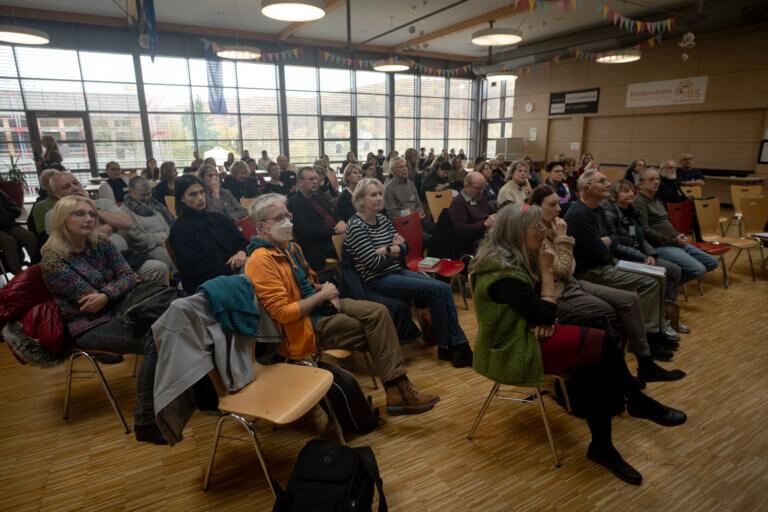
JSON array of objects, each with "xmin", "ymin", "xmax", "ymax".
[{"xmin": 510, "ymin": 23, "xmax": 768, "ymax": 175}]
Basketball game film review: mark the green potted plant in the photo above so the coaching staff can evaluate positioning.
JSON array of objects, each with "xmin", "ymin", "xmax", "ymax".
[{"xmin": 0, "ymin": 154, "xmax": 27, "ymax": 207}]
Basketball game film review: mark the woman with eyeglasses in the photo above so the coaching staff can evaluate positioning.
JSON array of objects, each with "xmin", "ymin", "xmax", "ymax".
[
  {"xmin": 197, "ymin": 164, "xmax": 248, "ymax": 221},
  {"xmin": 40, "ymin": 195, "xmax": 167, "ymax": 445},
  {"xmin": 544, "ymin": 161, "xmax": 577, "ymax": 215}
]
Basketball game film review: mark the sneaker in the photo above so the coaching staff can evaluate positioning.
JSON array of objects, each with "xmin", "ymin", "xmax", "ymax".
[
  {"xmin": 450, "ymin": 343, "xmax": 473, "ymax": 368},
  {"xmin": 677, "ymin": 321, "xmax": 691, "ymax": 334},
  {"xmin": 385, "ymin": 378, "xmax": 440, "ymax": 416},
  {"xmin": 134, "ymin": 423, "xmax": 169, "ymax": 445},
  {"xmin": 587, "ymin": 443, "xmax": 642, "ymax": 485},
  {"xmin": 662, "ymin": 323, "xmax": 681, "ymax": 341}
]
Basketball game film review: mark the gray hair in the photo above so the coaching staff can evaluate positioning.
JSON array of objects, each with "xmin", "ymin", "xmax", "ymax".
[
  {"xmin": 471, "ymin": 204, "xmax": 542, "ymax": 281},
  {"xmin": 388, "ymin": 156, "xmax": 406, "ymax": 175},
  {"xmin": 39, "ymin": 168, "xmax": 60, "ymax": 193},
  {"xmin": 638, "ymin": 167, "xmax": 659, "ymax": 183},
  {"xmin": 505, "ymin": 159, "xmax": 529, "ymax": 181},
  {"xmin": 128, "ymin": 175, "xmax": 151, "ymax": 191},
  {"xmin": 352, "ymin": 177, "xmax": 383, "ymax": 213},
  {"xmin": 249, "ymin": 193, "xmax": 287, "ymax": 224},
  {"xmin": 464, "ymin": 171, "xmax": 481, "ymax": 187},
  {"xmin": 659, "ymin": 159, "xmax": 676, "ymax": 170},
  {"xmin": 577, "ymin": 169, "xmax": 599, "ymax": 193}
]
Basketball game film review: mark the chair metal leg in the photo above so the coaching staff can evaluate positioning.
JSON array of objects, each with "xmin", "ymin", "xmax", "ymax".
[
  {"xmin": 203, "ymin": 414, "xmax": 228, "ymax": 491},
  {"xmin": 362, "ymin": 351, "xmax": 378, "ymax": 390},
  {"xmin": 323, "ymin": 395, "xmax": 346, "ymax": 445},
  {"xmin": 556, "ymin": 378, "xmax": 572, "ymax": 413},
  {"xmin": 720, "ymin": 254, "xmax": 729, "ymax": 288},
  {"xmin": 467, "ymin": 382, "xmax": 500, "ymax": 440},
  {"xmin": 697, "ymin": 278, "xmax": 704, "ymax": 296},
  {"xmin": 62, "ymin": 351, "xmax": 80, "ymax": 420},
  {"xmin": 681, "ymin": 281, "xmax": 689, "ymax": 301},
  {"xmin": 761, "ymin": 245, "xmax": 767, "ymax": 281},
  {"xmin": 80, "ymin": 351, "xmax": 130, "ymax": 434},
  {"xmin": 747, "ymin": 248, "xmax": 755, "ymax": 281},
  {"xmin": 454, "ymin": 275, "xmax": 469, "ymax": 310},
  {"xmin": 535, "ymin": 386, "xmax": 561, "ymax": 468},
  {"xmin": 132, "ymin": 354, "xmax": 141, "ymax": 378},
  {"xmin": 728, "ymin": 249, "xmax": 742, "ymax": 271}
]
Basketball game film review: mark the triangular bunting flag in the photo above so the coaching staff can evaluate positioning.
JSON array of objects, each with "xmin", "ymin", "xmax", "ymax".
[
  {"xmin": 529, "ymin": 0, "xmax": 536, "ymax": 11},
  {"xmin": 602, "ymin": 5, "xmax": 609, "ymax": 19},
  {"xmin": 655, "ymin": 33, "xmax": 662, "ymax": 43},
  {"xmin": 666, "ymin": 18, "xmax": 672, "ymax": 30}
]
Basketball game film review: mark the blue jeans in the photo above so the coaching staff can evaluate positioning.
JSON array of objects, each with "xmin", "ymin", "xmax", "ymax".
[
  {"xmin": 367, "ymin": 269, "xmax": 468, "ymax": 349},
  {"xmin": 655, "ymin": 244, "xmax": 718, "ymax": 281}
]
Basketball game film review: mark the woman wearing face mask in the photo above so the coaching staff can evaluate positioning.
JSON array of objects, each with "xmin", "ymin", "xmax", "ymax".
[
  {"xmin": 197, "ymin": 165, "xmax": 248, "ymax": 221},
  {"xmin": 168, "ymin": 175, "xmax": 249, "ymax": 294}
]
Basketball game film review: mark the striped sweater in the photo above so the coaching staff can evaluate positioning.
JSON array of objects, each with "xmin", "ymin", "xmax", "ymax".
[
  {"xmin": 41, "ymin": 236, "xmax": 138, "ymax": 336},
  {"xmin": 344, "ymin": 213, "xmax": 404, "ymax": 282}
]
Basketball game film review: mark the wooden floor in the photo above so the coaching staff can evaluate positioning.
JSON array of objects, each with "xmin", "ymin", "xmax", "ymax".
[{"xmin": 1, "ymin": 247, "xmax": 767, "ymax": 511}]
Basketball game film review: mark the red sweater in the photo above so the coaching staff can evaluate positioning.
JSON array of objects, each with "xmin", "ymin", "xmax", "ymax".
[{"xmin": 448, "ymin": 193, "xmax": 496, "ymax": 256}]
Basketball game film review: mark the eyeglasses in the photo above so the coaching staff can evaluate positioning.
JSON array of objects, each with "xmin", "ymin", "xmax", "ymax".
[
  {"xmin": 300, "ymin": 176, "xmax": 318, "ymax": 182},
  {"xmin": 71, "ymin": 210, "xmax": 97, "ymax": 219},
  {"xmin": 265, "ymin": 212, "xmax": 292, "ymax": 222}
]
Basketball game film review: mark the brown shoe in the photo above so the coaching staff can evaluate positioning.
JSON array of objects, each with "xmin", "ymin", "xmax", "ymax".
[{"xmin": 385, "ymin": 378, "xmax": 440, "ymax": 416}]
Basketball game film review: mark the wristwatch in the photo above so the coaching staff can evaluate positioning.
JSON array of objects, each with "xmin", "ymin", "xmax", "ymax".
[{"xmin": 385, "ymin": 245, "xmax": 392, "ymax": 254}]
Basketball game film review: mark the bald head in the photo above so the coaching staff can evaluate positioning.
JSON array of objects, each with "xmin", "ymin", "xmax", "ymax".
[
  {"xmin": 680, "ymin": 153, "xmax": 693, "ymax": 171},
  {"xmin": 463, "ymin": 171, "xmax": 486, "ymax": 201}
]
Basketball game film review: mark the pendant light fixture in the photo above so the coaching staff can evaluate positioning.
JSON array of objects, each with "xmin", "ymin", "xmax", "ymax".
[
  {"xmin": 373, "ymin": 58, "xmax": 410, "ymax": 72},
  {"xmin": 215, "ymin": 44, "xmax": 261, "ymax": 60},
  {"xmin": 261, "ymin": 0, "xmax": 326, "ymax": 22},
  {"xmin": 0, "ymin": 24, "xmax": 49, "ymax": 45},
  {"xmin": 596, "ymin": 50, "xmax": 641, "ymax": 64},
  {"xmin": 486, "ymin": 70, "xmax": 518, "ymax": 81},
  {"xmin": 471, "ymin": 20, "xmax": 522, "ymax": 47}
]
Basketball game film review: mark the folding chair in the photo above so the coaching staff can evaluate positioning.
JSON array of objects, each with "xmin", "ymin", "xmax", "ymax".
[
  {"xmin": 235, "ymin": 216, "xmax": 258, "ymax": 240},
  {"xmin": 165, "ymin": 196, "xmax": 177, "ymax": 218},
  {"xmin": 680, "ymin": 185, "xmax": 702, "ymax": 199},
  {"xmin": 240, "ymin": 196, "xmax": 257, "ymax": 210},
  {"xmin": 203, "ymin": 361, "xmax": 344, "ymax": 498},
  {"xmin": 740, "ymin": 196, "xmax": 768, "ymax": 280},
  {"xmin": 425, "ymin": 190, "xmax": 453, "ymax": 223},
  {"xmin": 728, "ymin": 184, "xmax": 762, "ymax": 236}
]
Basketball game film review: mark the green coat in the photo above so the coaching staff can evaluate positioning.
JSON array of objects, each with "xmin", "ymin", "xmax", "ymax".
[{"xmin": 472, "ymin": 260, "xmax": 545, "ymax": 387}]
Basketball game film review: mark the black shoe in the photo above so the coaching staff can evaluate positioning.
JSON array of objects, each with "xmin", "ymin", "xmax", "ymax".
[
  {"xmin": 437, "ymin": 347, "xmax": 450, "ymax": 361},
  {"xmin": 449, "ymin": 343, "xmax": 473, "ymax": 368},
  {"xmin": 648, "ymin": 341, "xmax": 674, "ymax": 362},
  {"xmin": 587, "ymin": 443, "xmax": 642, "ymax": 485},
  {"xmin": 95, "ymin": 353, "xmax": 124, "ymax": 364},
  {"xmin": 637, "ymin": 362, "xmax": 686, "ymax": 383},
  {"xmin": 649, "ymin": 332, "xmax": 679, "ymax": 351},
  {"xmin": 134, "ymin": 423, "xmax": 169, "ymax": 445},
  {"xmin": 627, "ymin": 395, "xmax": 687, "ymax": 427}
]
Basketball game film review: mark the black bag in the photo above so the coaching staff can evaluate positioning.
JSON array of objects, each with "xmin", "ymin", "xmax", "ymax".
[
  {"xmin": 273, "ymin": 440, "xmax": 387, "ymax": 512},
  {"xmin": 118, "ymin": 282, "xmax": 180, "ymax": 336},
  {"xmin": 317, "ymin": 361, "xmax": 381, "ymax": 434}
]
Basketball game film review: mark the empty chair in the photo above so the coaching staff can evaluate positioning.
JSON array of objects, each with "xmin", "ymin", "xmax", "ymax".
[
  {"xmin": 728, "ymin": 184, "xmax": 762, "ymax": 235},
  {"xmin": 425, "ymin": 190, "xmax": 453, "ymax": 222},
  {"xmin": 740, "ymin": 196, "xmax": 768, "ymax": 279},
  {"xmin": 165, "ymin": 196, "xmax": 176, "ymax": 218},
  {"xmin": 695, "ymin": 197, "xmax": 758, "ymax": 282}
]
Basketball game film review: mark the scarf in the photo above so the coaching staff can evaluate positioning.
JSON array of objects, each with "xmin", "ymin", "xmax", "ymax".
[{"xmin": 123, "ymin": 195, "xmax": 176, "ymax": 227}]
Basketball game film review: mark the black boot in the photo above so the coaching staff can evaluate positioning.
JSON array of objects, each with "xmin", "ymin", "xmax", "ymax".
[
  {"xmin": 649, "ymin": 331, "xmax": 679, "ymax": 351},
  {"xmin": 586, "ymin": 415, "xmax": 642, "ymax": 485},
  {"xmin": 648, "ymin": 338, "xmax": 674, "ymax": 361},
  {"xmin": 437, "ymin": 347, "xmax": 450, "ymax": 361},
  {"xmin": 636, "ymin": 357, "xmax": 686, "ymax": 383},
  {"xmin": 449, "ymin": 343, "xmax": 473, "ymax": 368},
  {"xmin": 626, "ymin": 392, "xmax": 687, "ymax": 427},
  {"xmin": 135, "ymin": 423, "xmax": 169, "ymax": 445}
]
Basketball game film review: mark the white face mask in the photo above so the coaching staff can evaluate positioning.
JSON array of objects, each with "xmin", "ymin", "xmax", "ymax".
[{"xmin": 269, "ymin": 217, "xmax": 293, "ymax": 242}]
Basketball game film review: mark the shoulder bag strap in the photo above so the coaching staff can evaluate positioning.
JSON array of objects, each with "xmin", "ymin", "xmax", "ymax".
[{"xmin": 355, "ymin": 446, "xmax": 387, "ymax": 512}]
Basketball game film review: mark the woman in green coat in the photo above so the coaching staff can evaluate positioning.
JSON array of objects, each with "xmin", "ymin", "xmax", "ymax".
[{"xmin": 470, "ymin": 204, "xmax": 687, "ymax": 486}]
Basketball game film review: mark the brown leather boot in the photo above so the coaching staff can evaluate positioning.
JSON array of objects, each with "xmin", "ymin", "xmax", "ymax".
[{"xmin": 385, "ymin": 377, "xmax": 440, "ymax": 416}]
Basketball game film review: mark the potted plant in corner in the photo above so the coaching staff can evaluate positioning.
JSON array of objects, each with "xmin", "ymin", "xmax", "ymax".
[{"xmin": 0, "ymin": 154, "xmax": 27, "ymax": 207}]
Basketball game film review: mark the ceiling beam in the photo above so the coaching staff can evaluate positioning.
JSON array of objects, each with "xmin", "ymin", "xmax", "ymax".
[
  {"xmin": 391, "ymin": 3, "xmax": 532, "ymax": 52},
  {"xmin": 278, "ymin": 0, "xmax": 346, "ymax": 40}
]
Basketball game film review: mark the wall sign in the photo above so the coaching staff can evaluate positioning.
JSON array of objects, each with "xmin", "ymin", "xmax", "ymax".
[
  {"xmin": 549, "ymin": 88, "xmax": 600, "ymax": 115},
  {"xmin": 626, "ymin": 76, "xmax": 708, "ymax": 108}
]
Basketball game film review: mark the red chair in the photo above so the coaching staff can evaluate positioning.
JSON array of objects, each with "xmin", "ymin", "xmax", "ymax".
[
  {"xmin": 235, "ymin": 216, "xmax": 258, "ymax": 240},
  {"xmin": 393, "ymin": 211, "xmax": 469, "ymax": 310},
  {"xmin": 666, "ymin": 201, "xmax": 731, "ymax": 295}
]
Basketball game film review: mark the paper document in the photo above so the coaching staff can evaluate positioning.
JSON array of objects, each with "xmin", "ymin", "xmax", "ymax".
[{"xmin": 615, "ymin": 260, "xmax": 666, "ymax": 277}]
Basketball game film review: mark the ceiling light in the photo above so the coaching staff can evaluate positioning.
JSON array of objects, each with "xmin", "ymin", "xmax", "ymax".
[
  {"xmin": 471, "ymin": 27, "xmax": 523, "ymax": 46},
  {"xmin": 373, "ymin": 58, "xmax": 410, "ymax": 72},
  {"xmin": 486, "ymin": 71, "xmax": 518, "ymax": 81},
  {"xmin": 0, "ymin": 25, "xmax": 49, "ymax": 45},
  {"xmin": 596, "ymin": 50, "xmax": 641, "ymax": 64},
  {"xmin": 261, "ymin": 0, "xmax": 325, "ymax": 22},
  {"xmin": 215, "ymin": 45, "xmax": 261, "ymax": 60}
]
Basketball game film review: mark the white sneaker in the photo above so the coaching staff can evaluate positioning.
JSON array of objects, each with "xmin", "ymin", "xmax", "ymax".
[
  {"xmin": 677, "ymin": 321, "xmax": 691, "ymax": 334},
  {"xmin": 663, "ymin": 322, "xmax": 681, "ymax": 341}
]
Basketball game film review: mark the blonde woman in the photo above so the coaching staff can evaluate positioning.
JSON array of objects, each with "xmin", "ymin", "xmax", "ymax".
[
  {"xmin": 34, "ymin": 135, "xmax": 63, "ymax": 171},
  {"xmin": 338, "ymin": 163, "xmax": 362, "ymax": 221},
  {"xmin": 40, "ymin": 196, "xmax": 166, "ymax": 445}
]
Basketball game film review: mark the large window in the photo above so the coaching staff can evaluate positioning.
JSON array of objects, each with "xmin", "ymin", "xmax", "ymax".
[
  {"xmin": 482, "ymin": 78, "xmax": 515, "ymax": 158},
  {"xmin": 355, "ymin": 70, "xmax": 387, "ymax": 159}
]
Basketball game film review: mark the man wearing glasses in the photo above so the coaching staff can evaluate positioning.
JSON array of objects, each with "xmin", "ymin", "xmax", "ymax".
[
  {"xmin": 286, "ymin": 167, "xmax": 345, "ymax": 272},
  {"xmin": 441, "ymin": 171, "xmax": 496, "ymax": 259},
  {"xmin": 676, "ymin": 153, "xmax": 705, "ymax": 187}
]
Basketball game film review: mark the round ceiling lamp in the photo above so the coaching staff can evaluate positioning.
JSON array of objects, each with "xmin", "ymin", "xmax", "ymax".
[
  {"xmin": 471, "ymin": 27, "xmax": 523, "ymax": 46},
  {"xmin": 373, "ymin": 58, "xmax": 410, "ymax": 72},
  {"xmin": 596, "ymin": 50, "xmax": 641, "ymax": 64},
  {"xmin": 0, "ymin": 25, "xmax": 49, "ymax": 45},
  {"xmin": 261, "ymin": 0, "xmax": 326, "ymax": 22},
  {"xmin": 215, "ymin": 45, "xmax": 261, "ymax": 60},
  {"xmin": 486, "ymin": 71, "xmax": 518, "ymax": 81}
]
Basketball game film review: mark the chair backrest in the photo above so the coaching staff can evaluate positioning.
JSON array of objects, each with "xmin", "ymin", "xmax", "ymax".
[
  {"xmin": 393, "ymin": 211, "xmax": 423, "ymax": 269},
  {"xmin": 235, "ymin": 216, "xmax": 258, "ymax": 240},
  {"xmin": 740, "ymin": 196, "xmax": 768, "ymax": 236},
  {"xmin": 730, "ymin": 184, "xmax": 762, "ymax": 216},
  {"xmin": 680, "ymin": 185, "xmax": 702, "ymax": 199},
  {"xmin": 240, "ymin": 196, "xmax": 257, "ymax": 209},
  {"xmin": 332, "ymin": 234, "xmax": 344, "ymax": 259},
  {"xmin": 666, "ymin": 201, "xmax": 694, "ymax": 236},
  {"xmin": 161, "ymin": 239, "xmax": 180, "ymax": 276},
  {"xmin": 425, "ymin": 190, "xmax": 453, "ymax": 222},
  {"xmin": 165, "ymin": 196, "xmax": 177, "ymax": 218},
  {"xmin": 694, "ymin": 197, "xmax": 724, "ymax": 240}
]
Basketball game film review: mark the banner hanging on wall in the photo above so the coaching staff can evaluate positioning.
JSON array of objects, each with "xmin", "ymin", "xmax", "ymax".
[
  {"xmin": 626, "ymin": 76, "xmax": 708, "ymax": 108},
  {"xmin": 549, "ymin": 88, "xmax": 600, "ymax": 115}
]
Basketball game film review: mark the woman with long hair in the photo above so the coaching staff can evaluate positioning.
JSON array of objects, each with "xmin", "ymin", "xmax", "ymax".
[
  {"xmin": 476, "ymin": 161, "xmax": 498, "ymax": 203},
  {"xmin": 41, "ymin": 195, "xmax": 166, "ymax": 444},
  {"xmin": 623, "ymin": 159, "xmax": 646, "ymax": 185},
  {"xmin": 151, "ymin": 161, "xmax": 177, "ymax": 208},
  {"xmin": 578, "ymin": 153, "xmax": 594, "ymax": 177},
  {"xmin": 338, "ymin": 163, "xmax": 362, "ymax": 221},
  {"xmin": 197, "ymin": 164, "xmax": 248, "ymax": 221},
  {"xmin": 34, "ymin": 135, "xmax": 63, "ymax": 171},
  {"xmin": 142, "ymin": 158, "xmax": 159, "ymax": 180},
  {"xmin": 313, "ymin": 161, "xmax": 339, "ymax": 200},
  {"xmin": 222, "ymin": 160, "xmax": 260, "ymax": 200},
  {"xmin": 340, "ymin": 151, "xmax": 357, "ymax": 173},
  {"xmin": 470, "ymin": 204, "xmax": 686, "ymax": 485},
  {"xmin": 497, "ymin": 160, "xmax": 531, "ymax": 207}
]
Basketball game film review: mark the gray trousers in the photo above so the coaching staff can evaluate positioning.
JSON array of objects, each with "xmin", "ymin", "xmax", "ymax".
[
  {"xmin": 577, "ymin": 264, "xmax": 662, "ymax": 333},
  {"xmin": 138, "ymin": 258, "xmax": 169, "ymax": 286},
  {"xmin": 557, "ymin": 279, "xmax": 650, "ymax": 358}
]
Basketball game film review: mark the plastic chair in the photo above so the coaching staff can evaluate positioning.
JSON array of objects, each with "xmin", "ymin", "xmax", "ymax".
[
  {"xmin": 740, "ymin": 196, "xmax": 768, "ymax": 280},
  {"xmin": 728, "ymin": 184, "xmax": 762, "ymax": 235},
  {"xmin": 203, "ymin": 361, "xmax": 344, "ymax": 498},
  {"xmin": 393, "ymin": 211, "xmax": 468, "ymax": 310},
  {"xmin": 425, "ymin": 190, "xmax": 453, "ymax": 222},
  {"xmin": 235, "ymin": 216, "xmax": 258, "ymax": 240},
  {"xmin": 680, "ymin": 185, "xmax": 702, "ymax": 199},
  {"xmin": 465, "ymin": 272, "xmax": 569, "ymax": 467},
  {"xmin": 332, "ymin": 234, "xmax": 344, "ymax": 259},
  {"xmin": 695, "ymin": 197, "xmax": 758, "ymax": 283},
  {"xmin": 165, "ymin": 196, "xmax": 176, "ymax": 218},
  {"xmin": 240, "ymin": 196, "xmax": 257, "ymax": 210},
  {"xmin": 162, "ymin": 239, "xmax": 183, "ymax": 283}
]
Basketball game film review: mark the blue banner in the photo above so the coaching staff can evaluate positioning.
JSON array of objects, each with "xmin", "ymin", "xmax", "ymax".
[{"xmin": 203, "ymin": 40, "xmax": 227, "ymax": 114}]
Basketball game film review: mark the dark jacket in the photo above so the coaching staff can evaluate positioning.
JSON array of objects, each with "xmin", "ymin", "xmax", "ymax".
[
  {"xmin": 0, "ymin": 189, "xmax": 21, "ymax": 231},
  {"xmin": 338, "ymin": 189, "xmax": 356, "ymax": 222},
  {"xmin": 657, "ymin": 176, "xmax": 687, "ymax": 205},
  {"xmin": 222, "ymin": 175, "xmax": 260, "ymax": 200},
  {"xmin": 286, "ymin": 192, "xmax": 340, "ymax": 271},
  {"xmin": 168, "ymin": 209, "xmax": 249, "ymax": 295},
  {"xmin": 600, "ymin": 200, "xmax": 657, "ymax": 262},
  {"xmin": 564, "ymin": 200, "xmax": 618, "ymax": 275},
  {"xmin": 448, "ymin": 193, "xmax": 495, "ymax": 258},
  {"xmin": 151, "ymin": 180, "xmax": 175, "ymax": 208}
]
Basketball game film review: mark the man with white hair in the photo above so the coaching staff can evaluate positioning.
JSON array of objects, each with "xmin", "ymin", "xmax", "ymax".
[
  {"xmin": 657, "ymin": 160, "xmax": 688, "ymax": 204},
  {"xmin": 244, "ymin": 193, "xmax": 441, "ymax": 416}
]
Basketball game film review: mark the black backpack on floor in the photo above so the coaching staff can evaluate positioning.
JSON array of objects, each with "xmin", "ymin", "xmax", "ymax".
[
  {"xmin": 273, "ymin": 440, "xmax": 387, "ymax": 512},
  {"xmin": 317, "ymin": 361, "xmax": 381, "ymax": 434}
]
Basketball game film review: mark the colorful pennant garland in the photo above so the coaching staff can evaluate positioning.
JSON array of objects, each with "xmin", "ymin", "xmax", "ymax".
[
  {"xmin": 599, "ymin": 4, "xmax": 674, "ymax": 35},
  {"xmin": 205, "ymin": 40, "xmax": 304, "ymax": 62},
  {"xmin": 321, "ymin": 51, "xmax": 473, "ymax": 77}
]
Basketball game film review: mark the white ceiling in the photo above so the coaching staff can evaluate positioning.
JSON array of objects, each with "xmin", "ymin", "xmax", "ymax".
[{"xmin": 16, "ymin": 0, "xmax": 693, "ymax": 59}]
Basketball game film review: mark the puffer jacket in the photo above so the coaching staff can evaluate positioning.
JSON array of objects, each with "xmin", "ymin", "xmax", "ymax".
[
  {"xmin": 0, "ymin": 265, "xmax": 68, "ymax": 366},
  {"xmin": 600, "ymin": 200, "xmax": 657, "ymax": 262}
]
